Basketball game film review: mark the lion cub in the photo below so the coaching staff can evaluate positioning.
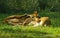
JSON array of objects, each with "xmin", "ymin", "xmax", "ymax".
[
  {"xmin": 39, "ymin": 17, "xmax": 51, "ymax": 26},
  {"xmin": 33, "ymin": 17, "xmax": 51, "ymax": 27},
  {"xmin": 31, "ymin": 11, "xmax": 51, "ymax": 27},
  {"xmin": 3, "ymin": 14, "xmax": 31, "ymax": 25}
]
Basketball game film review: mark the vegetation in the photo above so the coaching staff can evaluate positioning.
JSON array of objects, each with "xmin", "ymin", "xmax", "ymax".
[
  {"xmin": 0, "ymin": 0, "xmax": 60, "ymax": 13},
  {"xmin": 0, "ymin": 0, "xmax": 60, "ymax": 38},
  {"xmin": 0, "ymin": 12, "xmax": 60, "ymax": 38}
]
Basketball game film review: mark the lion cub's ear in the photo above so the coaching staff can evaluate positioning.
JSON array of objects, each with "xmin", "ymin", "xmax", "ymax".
[{"xmin": 33, "ymin": 11, "xmax": 38, "ymax": 17}]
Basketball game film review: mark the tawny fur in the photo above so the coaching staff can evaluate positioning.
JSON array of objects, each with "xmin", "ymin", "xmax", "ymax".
[
  {"xmin": 39, "ymin": 17, "xmax": 51, "ymax": 26},
  {"xmin": 3, "ymin": 14, "xmax": 31, "ymax": 25},
  {"xmin": 33, "ymin": 11, "xmax": 38, "ymax": 17},
  {"xmin": 33, "ymin": 17, "xmax": 51, "ymax": 27}
]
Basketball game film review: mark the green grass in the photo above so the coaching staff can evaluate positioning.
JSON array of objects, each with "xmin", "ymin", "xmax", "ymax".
[
  {"xmin": 0, "ymin": 12, "xmax": 60, "ymax": 38},
  {"xmin": 0, "ymin": 25, "xmax": 60, "ymax": 38}
]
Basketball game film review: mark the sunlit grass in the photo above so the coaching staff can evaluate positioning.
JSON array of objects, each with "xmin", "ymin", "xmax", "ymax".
[{"xmin": 0, "ymin": 25, "xmax": 60, "ymax": 38}]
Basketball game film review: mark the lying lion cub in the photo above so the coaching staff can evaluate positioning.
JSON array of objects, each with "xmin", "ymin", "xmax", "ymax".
[
  {"xmin": 33, "ymin": 17, "xmax": 51, "ymax": 27},
  {"xmin": 3, "ymin": 14, "xmax": 31, "ymax": 25},
  {"xmin": 27, "ymin": 11, "xmax": 51, "ymax": 27}
]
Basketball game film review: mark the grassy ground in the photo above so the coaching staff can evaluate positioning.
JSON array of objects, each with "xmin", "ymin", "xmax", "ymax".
[{"xmin": 0, "ymin": 12, "xmax": 60, "ymax": 38}]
